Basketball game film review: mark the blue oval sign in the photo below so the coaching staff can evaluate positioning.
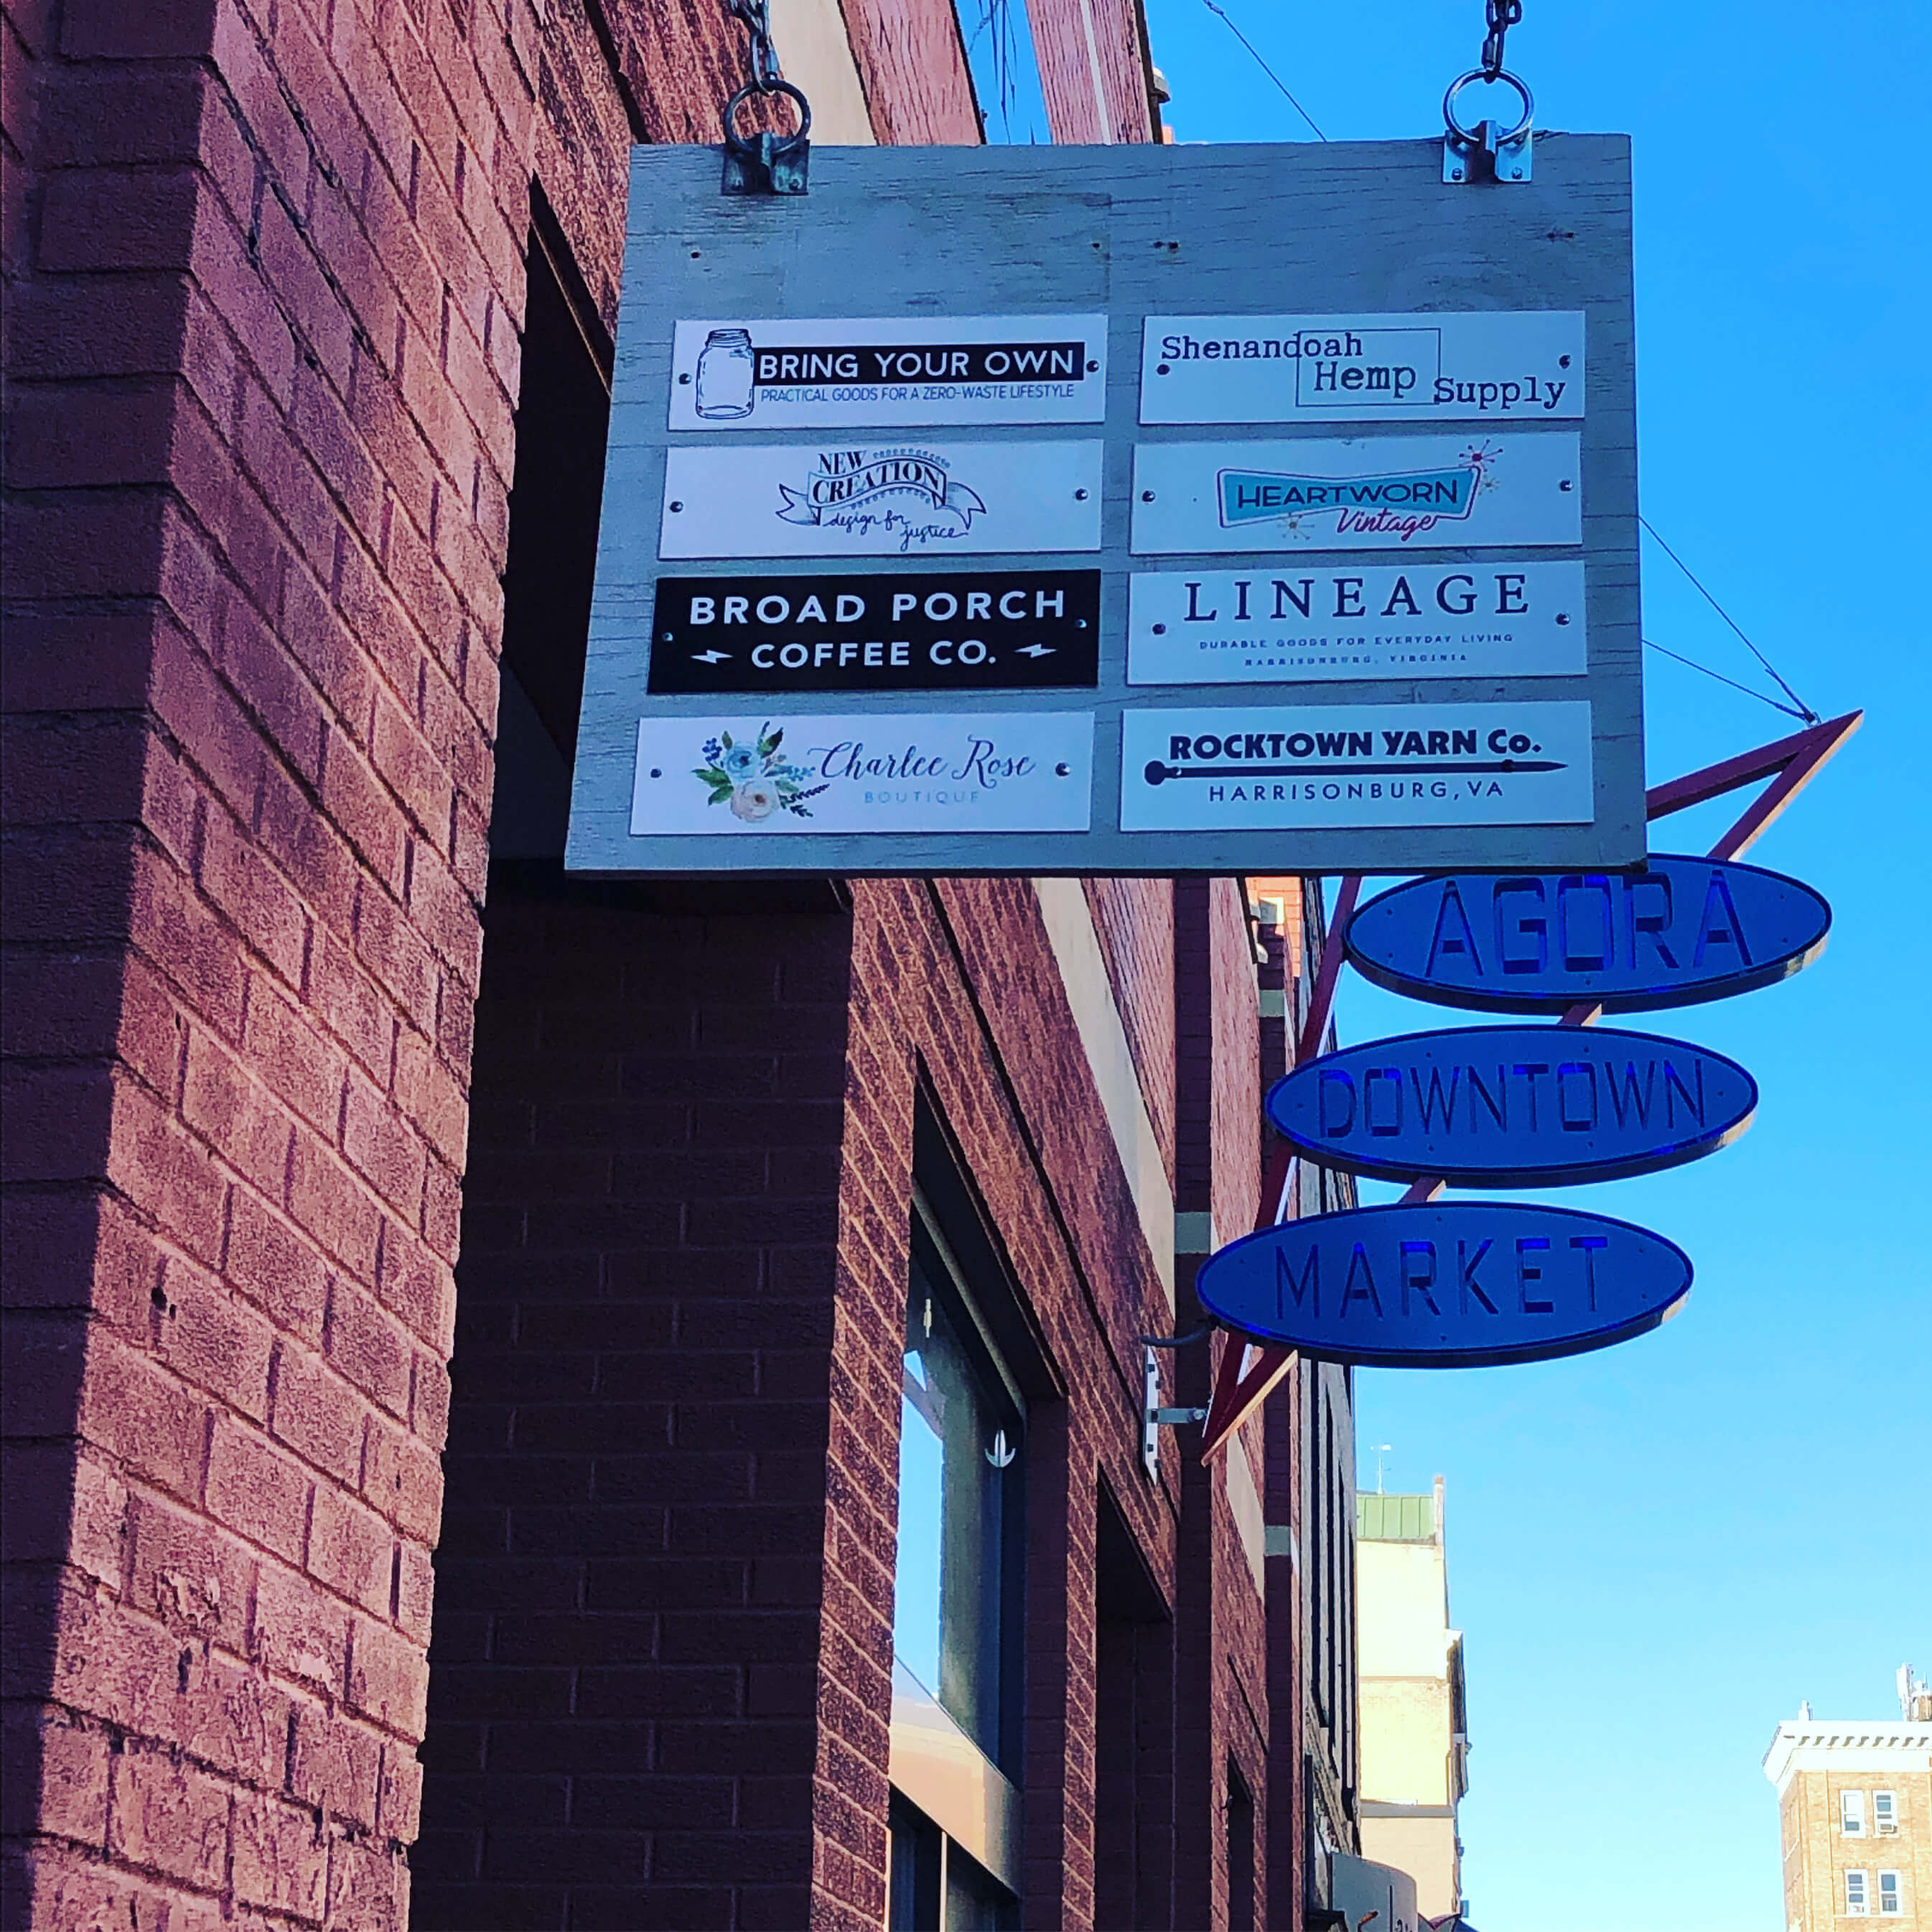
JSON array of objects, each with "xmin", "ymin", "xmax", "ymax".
[
  {"xmin": 1195, "ymin": 1202, "xmax": 1692, "ymax": 1368},
  {"xmin": 1344, "ymin": 854, "xmax": 1831, "ymax": 1014},
  {"xmin": 1266, "ymin": 1024, "xmax": 1758, "ymax": 1187}
]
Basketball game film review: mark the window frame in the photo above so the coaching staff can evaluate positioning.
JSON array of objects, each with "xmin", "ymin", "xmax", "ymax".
[
  {"xmin": 1873, "ymin": 1788, "xmax": 1898, "ymax": 1835},
  {"xmin": 1843, "ymin": 1788, "xmax": 1868, "ymax": 1837},
  {"xmin": 1847, "ymin": 1868, "xmax": 1871, "ymax": 1916},
  {"xmin": 1877, "ymin": 1870, "xmax": 1902, "ymax": 1917},
  {"xmin": 886, "ymin": 1178, "xmax": 1030, "ymax": 1907}
]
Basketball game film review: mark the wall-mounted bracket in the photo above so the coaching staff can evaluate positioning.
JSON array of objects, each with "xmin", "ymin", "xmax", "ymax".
[
  {"xmin": 1442, "ymin": 69, "xmax": 1533, "ymax": 183},
  {"xmin": 1141, "ymin": 1345, "xmax": 1208, "ymax": 1476},
  {"xmin": 721, "ymin": 81, "xmax": 811, "ymax": 195}
]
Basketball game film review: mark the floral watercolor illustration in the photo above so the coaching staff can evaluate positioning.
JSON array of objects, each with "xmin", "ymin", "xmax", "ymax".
[{"xmin": 693, "ymin": 726, "xmax": 829, "ymax": 821}]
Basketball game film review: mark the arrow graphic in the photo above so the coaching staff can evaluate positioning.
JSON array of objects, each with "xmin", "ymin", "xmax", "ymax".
[
  {"xmin": 1016, "ymin": 643, "xmax": 1055, "ymax": 658},
  {"xmin": 690, "ymin": 649, "xmax": 732, "ymax": 664}
]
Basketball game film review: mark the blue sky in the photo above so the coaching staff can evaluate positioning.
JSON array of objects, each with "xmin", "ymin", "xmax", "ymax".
[{"xmin": 1137, "ymin": 1, "xmax": 1932, "ymax": 1925}]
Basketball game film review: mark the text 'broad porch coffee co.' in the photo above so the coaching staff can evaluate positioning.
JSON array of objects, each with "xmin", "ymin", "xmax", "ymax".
[
  {"xmin": 567, "ymin": 141, "xmax": 1641, "ymax": 875},
  {"xmin": 648, "ymin": 571, "xmax": 1101, "ymax": 694}
]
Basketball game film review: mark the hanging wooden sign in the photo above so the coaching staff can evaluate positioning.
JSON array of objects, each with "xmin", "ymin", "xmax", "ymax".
[
  {"xmin": 1264, "ymin": 1023, "xmax": 1758, "ymax": 1187},
  {"xmin": 1343, "ymin": 855, "xmax": 1833, "ymax": 1012},
  {"xmin": 1194, "ymin": 1200, "xmax": 1692, "ymax": 1368},
  {"xmin": 569, "ymin": 139, "xmax": 1641, "ymax": 877}
]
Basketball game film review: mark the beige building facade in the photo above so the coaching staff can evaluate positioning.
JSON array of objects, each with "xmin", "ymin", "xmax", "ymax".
[
  {"xmin": 1355, "ymin": 1478, "xmax": 1468, "ymax": 1921},
  {"xmin": 1765, "ymin": 1671, "xmax": 1932, "ymax": 1931}
]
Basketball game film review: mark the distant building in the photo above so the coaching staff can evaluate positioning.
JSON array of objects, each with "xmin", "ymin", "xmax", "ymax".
[
  {"xmin": 1763, "ymin": 1669, "xmax": 1932, "ymax": 1929},
  {"xmin": 1354, "ymin": 1476, "xmax": 1469, "ymax": 1921}
]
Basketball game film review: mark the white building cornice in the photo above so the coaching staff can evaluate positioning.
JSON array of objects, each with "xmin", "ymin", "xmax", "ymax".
[{"xmin": 1762, "ymin": 1720, "xmax": 1932, "ymax": 1793}]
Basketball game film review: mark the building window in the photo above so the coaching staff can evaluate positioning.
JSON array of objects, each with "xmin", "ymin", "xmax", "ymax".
[
  {"xmin": 949, "ymin": 0, "xmax": 1052, "ymax": 144},
  {"xmin": 890, "ymin": 1190, "xmax": 1027, "ymax": 1928},
  {"xmin": 1847, "ymin": 1870, "xmax": 1870, "ymax": 1915},
  {"xmin": 1843, "ymin": 1790, "xmax": 1867, "ymax": 1836},
  {"xmin": 896, "ymin": 1215, "xmax": 1025, "ymax": 1771},
  {"xmin": 1874, "ymin": 1790, "xmax": 1898, "ymax": 1834},
  {"xmin": 1878, "ymin": 1872, "xmax": 1903, "ymax": 1916}
]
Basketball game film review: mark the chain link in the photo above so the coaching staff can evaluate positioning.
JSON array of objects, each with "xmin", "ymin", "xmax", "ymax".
[
  {"xmin": 1479, "ymin": 0, "xmax": 1521, "ymax": 81},
  {"xmin": 725, "ymin": 0, "xmax": 784, "ymax": 91}
]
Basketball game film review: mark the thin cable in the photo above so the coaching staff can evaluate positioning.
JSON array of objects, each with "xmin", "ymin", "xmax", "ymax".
[
  {"xmin": 1639, "ymin": 516, "xmax": 1817, "ymax": 723},
  {"xmin": 1198, "ymin": 0, "xmax": 1327, "ymax": 139},
  {"xmin": 1642, "ymin": 638, "xmax": 1811, "ymax": 723}
]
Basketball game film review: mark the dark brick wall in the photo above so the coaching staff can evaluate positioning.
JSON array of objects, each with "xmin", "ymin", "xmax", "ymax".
[
  {"xmin": 413, "ymin": 877, "xmax": 853, "ymax": 1931},
  {"xmin": 420, "ymin": 873, "xmax": 1221, "ymax": 1926},
  {"xmin": 1170, "ymin": 879, "xmax": 1272, "ymax": 1929}
]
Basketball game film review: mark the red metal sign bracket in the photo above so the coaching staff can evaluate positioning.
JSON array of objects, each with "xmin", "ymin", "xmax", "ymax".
[{"xmin": 1198, "ymin": 709, "xmax": 1862, "ymax": 1461}]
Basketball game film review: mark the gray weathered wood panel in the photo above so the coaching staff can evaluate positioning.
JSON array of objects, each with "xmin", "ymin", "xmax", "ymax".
[{"xmin": 567, "ymin": 138, "xmax": 1642, "ymax": 876}]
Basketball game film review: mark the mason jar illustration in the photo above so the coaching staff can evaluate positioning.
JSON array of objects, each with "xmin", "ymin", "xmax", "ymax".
[{"xmin": 695, "ymin": 327, "xmax": 755, "ymax": 419}]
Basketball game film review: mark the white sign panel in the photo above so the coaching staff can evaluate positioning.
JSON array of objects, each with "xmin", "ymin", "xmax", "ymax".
[
  {"xmin": 629, "ymin": 712, "xmax": 1093, "ymax": 835},
  {"xmin": 1119, "ymin": 701, "xmax": 1594, "ymax": 829},
  {"xmin": 670, "ymin": 315, "xmax": 1108, "ymax": 429},
  {"xmin": 1126, "ymin": 561, "xmax": 1586, "ymax": 685},
  {"xmin": 1139, "ymin": 312, "xmax": 1583, "ymax": 424},
  {"xmin": 661, "ymin": 442, "xmax": 1103, "ymax": 559},
  {"xmin": 1130, "ymin": 434, "xmax": 1580, "ymax": 554}
]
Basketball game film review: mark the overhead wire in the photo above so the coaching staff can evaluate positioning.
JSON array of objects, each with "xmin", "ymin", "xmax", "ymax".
[
  {"xmin": 1197, "ymin": 0, "xmax": 1327, "ymax": 139},
  {"xmin": 1639, "ymin": 515, "xmax": 1818, "ymax": 723},
  {"xmin": 1641, "ymin": 638, "xmax": 1811, "ymax": 723}
]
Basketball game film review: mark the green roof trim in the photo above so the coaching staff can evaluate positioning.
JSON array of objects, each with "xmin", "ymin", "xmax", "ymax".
[{"xmin": 1356, "ymin": 1493, "xmax": 1435, "ymax": 1542}]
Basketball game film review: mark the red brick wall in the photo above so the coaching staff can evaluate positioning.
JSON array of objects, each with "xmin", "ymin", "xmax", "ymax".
[
  {"xmin": 1, "ymin": 0, "xmax": 538, "ymax": 1913},
  {"xmin": 4, "ymin": 0, "xmax": 1277, "ymax": 1923},
  {"xmin": 1083, "ymin": 875, "xmax": 1177, "ymax": 1185},
  {"xmin": 1030, "ymin": 0, "xmax": 1157, "ymax": 142}
]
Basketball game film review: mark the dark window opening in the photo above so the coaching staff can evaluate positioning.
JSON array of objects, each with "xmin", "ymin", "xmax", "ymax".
[
  {"xmin": 490, "ymin": 190, "xmax": 612, "ymax": 859},
  {"xmin": 1095, "ymin": 1485, "xmax": 1172, "ymax": 1928},
  {"xmin": 1226, "ymin": 1760, "xmax": 1256, "ymax": 1932}
]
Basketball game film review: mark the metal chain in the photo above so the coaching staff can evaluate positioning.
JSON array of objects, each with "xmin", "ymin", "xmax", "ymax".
[
  {"xmin": 1479, "ymin": 0, "xmax": 1521, "ymax": 80},
  {"xmin": 725, "ymin": 0, "xmax": 783, "ymax": 91}
]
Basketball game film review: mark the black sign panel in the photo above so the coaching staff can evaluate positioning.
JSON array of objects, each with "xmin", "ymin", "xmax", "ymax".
[{"xmin": 646, "ymin": 571, "xmax": 1102, "ymax": 695}]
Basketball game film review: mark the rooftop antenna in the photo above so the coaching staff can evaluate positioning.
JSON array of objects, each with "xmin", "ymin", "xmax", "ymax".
[{"xmin": 1372, "ymin": 1445, "xmax": 1393, "ymax": 1494}]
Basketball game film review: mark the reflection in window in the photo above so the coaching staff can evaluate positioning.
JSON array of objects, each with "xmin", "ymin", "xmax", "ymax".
[
  {"xmin": 950, "ymin": 0, "xmax": 1052, "ymax": 145},
  {"xmin": 895, "ymin": 1238, "xmax": 1025, "ymax": 1773},
  {"xmin": 889, "ymin": 1794, "xmax": 1019, "ymax": 1932}
]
